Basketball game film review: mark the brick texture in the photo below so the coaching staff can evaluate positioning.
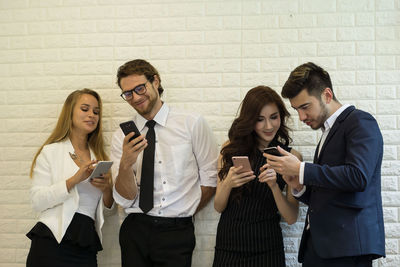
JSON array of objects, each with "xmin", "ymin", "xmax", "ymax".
[{"xmin": 0, "ymin": 0, "xmax": 399, "ymax": 266}]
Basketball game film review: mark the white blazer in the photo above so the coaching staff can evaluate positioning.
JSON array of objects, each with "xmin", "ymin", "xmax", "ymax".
[{"xmin": 30, "ymin": 139, "xmax": 114, "ymax": 244}]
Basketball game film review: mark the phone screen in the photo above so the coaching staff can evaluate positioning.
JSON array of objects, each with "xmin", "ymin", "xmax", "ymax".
[
  {"xmin": 120, "ymin": 121, "xmax": 141, "ymax": 142},
  {"xmin": 263, "ymin": 147, "xmax": 282, "ymax": 156},
  {"xmin": 88, "ymin": 161, "xmax": 113, "ymax": 180},
  {"xmin": 232, "ymin": 156, "xmax": 252, "ymax": 173}
]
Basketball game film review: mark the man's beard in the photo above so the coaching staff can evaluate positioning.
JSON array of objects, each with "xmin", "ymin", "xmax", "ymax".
[{"xmin": 311, "ymin": 101, "xmax": 330, "ymax": 130}]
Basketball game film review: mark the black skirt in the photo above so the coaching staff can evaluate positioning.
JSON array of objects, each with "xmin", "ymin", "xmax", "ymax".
[{"xmin": 26, "ymin": 212, "xmax": 102, "ymax": 267}]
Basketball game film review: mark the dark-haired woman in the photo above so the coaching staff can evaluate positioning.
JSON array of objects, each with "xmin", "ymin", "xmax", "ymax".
[
  {"xmin": 26, "ymin": 89, "xmax": 114, "ymax": 267},
  {"xmin": 213, "ymin": 86, "xmax": 302, "ymax": 267}
]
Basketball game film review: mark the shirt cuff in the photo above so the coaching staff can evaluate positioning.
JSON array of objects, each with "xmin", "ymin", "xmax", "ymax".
[
  {"xmin": 291, "ymin": 185, "xmax": 307, "ymax": 197},
  {"xmin": 113, "ymin": 184, "xmax": 136, "ymax": 209},
  {"xmin": 299, "ymin": 162, "xmax": 305, "ymax": 185},
  {"xmin": 291, "ymin": 162, "xmax": 306, "ymax": 197},
  {"xmin": 199, "ymin": 169, "xmax": 217, "ymax": 187}
]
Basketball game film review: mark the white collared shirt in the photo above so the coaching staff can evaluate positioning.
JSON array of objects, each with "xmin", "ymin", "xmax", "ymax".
[
  {"xmin": 294, "ymin": 104, "xmax": 350, "ymax": 196},
  {"xmin": 111, "ymin": 103, "xmax": 218, "ymax": 217}
]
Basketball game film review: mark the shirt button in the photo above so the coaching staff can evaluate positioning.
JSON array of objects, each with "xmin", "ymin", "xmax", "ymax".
[
  {"xmin": 158, "ymin": 161, "xmax": 162, "ymax": 164},
  {"xmin": 163, "ymin": 181, "xmax": 166, "ymax": 184},
  {"xmin": 158, "ymin": 211, "xmax": 162, "ymax": 215},
  {"xmin": 162, "ymin": 198, "xmax": 165, "ymax": 201}
]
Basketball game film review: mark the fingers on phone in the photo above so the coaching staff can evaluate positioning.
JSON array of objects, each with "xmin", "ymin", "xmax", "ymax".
[
  {"xmin": 259, "ymin": 164, "xmax": 269, "ymax": 172},
  {"xmin": 241, "ymin": 173, "xmax": 255, "ymax": 181}
]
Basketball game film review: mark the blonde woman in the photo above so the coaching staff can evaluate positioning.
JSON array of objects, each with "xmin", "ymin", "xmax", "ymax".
[{"xmin": 26, "ymin": 89, "xmax": 114, "ymax": 267}]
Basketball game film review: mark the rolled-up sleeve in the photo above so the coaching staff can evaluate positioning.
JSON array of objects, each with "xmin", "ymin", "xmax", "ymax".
[
  {"xmin": 191, "ymin": 116, "xmax": 218, "ymax": 187},
  {"xmin": 112, "ymin": 185, "xmax": 137, "ymax": 209}
]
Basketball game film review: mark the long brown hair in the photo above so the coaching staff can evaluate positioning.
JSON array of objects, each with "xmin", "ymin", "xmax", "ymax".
[
  {"xmin": 29, "ymin": 89, "xmax": 108, "ymax": 178},
  {"xmin": 219, "ymin": 86, "xmax": 291, "ymax": 200}
]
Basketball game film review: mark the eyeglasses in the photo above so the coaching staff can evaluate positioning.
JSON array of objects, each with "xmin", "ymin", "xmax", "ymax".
[{"xmin": 120, "ymin": 81, "xmax": 148, "ymax": 101}]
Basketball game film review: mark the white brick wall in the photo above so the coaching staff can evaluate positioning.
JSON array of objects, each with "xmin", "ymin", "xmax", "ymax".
[{"xmin": 0, "ymin": 0, "xmax": 399, "ymax": 266}]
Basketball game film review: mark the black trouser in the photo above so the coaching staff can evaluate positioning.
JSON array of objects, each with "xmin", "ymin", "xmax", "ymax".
[
  {"xmin": 303, "ymin": 232, "xmax": 373, "ymax": 267},
  {"xmin": 119, "ymin": 213, "xmax": 195, "ymax": 267}
]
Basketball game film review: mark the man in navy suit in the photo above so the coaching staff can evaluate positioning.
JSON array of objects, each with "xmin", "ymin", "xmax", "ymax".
[{"xmin": 266, "ymin": 62, "xmax": 385, "ymax": 267}]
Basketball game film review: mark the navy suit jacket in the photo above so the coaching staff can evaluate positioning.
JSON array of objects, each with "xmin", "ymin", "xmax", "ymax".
[{"xmin": 297, "ymin": 105, "xmax": 385, "ymax": 261}]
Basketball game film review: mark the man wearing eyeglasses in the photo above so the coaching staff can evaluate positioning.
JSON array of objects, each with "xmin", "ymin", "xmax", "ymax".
[{"xmin": 110, "ymin": 59, "xmax": 218, "ymax": 267}]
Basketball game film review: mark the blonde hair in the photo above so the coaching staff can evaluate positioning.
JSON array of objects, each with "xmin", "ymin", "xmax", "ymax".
[{"xmin": 29, "ymin": 89, "xmax": 108, "ymax": 178}]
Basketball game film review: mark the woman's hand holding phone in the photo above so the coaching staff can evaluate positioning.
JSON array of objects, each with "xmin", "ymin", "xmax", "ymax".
[
  {"xmin": 258, "ymin": 163, "xmax": 278, "ymax": 189},
  {"xmin": 66, "ymin": 159, "xmax": 98, "ymax": 192},
  {"xmin": 77, "ymin": 159, "xmax": 98, "ymax": 182},
  {"xmin": 90, "ymin": 172, "xmax": 113, "ymax": 193},
  {"xmin": 225, "ymin": 166, "xmax": 256, "ymax": 188},
  {"xmin": 224, "ymin": 156, "xmax": 256, "ymax": 188}
]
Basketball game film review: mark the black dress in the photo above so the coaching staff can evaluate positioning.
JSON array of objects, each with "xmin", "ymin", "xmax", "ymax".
[{"xmin": 213, "ymin": 140, "xmax": 291, "ymax": 267}]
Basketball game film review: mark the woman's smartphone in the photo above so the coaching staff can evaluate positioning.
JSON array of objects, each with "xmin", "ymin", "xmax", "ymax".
[
  {"xmin": 263, "ymin": 147, "xmax": 282, "ymax": 157},
  {"xmin": 88, "ymin": 161, "xmax": 113, "ymax": 180},
  {"xmin": 232, "ymin": 156, "xmax": 252, "ymax": 173},
  {"xmin": 120, "ymin": 120, "xmax": 141, "ymax": 142}
]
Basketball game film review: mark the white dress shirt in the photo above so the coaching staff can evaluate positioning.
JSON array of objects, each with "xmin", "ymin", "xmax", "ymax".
[{"xmin": 111, "ymin": 103, "xmax": 218, "ymax": 217}]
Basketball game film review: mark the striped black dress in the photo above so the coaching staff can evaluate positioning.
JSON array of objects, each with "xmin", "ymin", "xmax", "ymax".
[{"xmin": 213, "ymin": 141, "xmax": 290, "ymax": 267}]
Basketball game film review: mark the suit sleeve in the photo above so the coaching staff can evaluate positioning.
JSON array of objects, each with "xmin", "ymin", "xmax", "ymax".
[{"xmin": 304, "ymin": 112, "xmax": 383, "ymax": 192}]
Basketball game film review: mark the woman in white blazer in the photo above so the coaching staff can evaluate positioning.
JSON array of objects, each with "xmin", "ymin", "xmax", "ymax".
[{"xmin": 26, "ymin": 89, "xmax": 114, "ymax": 267}]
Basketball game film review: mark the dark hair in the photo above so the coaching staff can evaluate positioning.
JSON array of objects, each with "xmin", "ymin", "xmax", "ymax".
[
  {"xmin": 117, "ymin": 59, "xmax": 164, "ymax": 96},
  {"xmin": 219, "ymin": 86, "xmax": 291, "ymax": 200},
  {"xmin": 281, "ymin": 62, "xmax": 335, "ymax": 101}
]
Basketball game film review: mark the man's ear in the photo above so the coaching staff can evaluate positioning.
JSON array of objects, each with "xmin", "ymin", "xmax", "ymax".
[
  {"xmin": 153, "ymin": 74, "xmax": 160, "ymax": 88},
  {"xmin": 322, "ymin": 87, "xmax": 333, "ymax": 104},
  {"xmin": 152, "ymin": 75, "xmax": 160, "ymax": 89}
]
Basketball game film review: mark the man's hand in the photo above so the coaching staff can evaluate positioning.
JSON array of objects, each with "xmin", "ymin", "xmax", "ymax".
[
  {"xmin": 264, "ymin": 146, "xmax": 301, "ymax": 177},
  {"xmin": 120, "ymin": 133, "xmax": 147, "ymax": 170},
  {"xmin": 115, "ymin": 133, "xmax": 147, "ymax": 200}
]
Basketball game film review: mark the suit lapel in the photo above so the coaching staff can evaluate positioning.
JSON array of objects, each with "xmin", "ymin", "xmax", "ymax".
[
  {"xmin": 316, "ymin": 106, "xmax": 355, "ymax": 164},
  {"xmin": 313, "ymin": 140, "xmax": 320, "ymax": 163}
]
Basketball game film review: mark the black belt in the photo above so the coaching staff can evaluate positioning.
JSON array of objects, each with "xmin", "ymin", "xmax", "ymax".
[{"xmin": 129, "ymin": 213, "xmax": 193, "ymax": 225}]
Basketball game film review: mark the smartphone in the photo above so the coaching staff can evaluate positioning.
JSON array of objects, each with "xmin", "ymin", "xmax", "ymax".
[
  {"xmin": 232, "ymin": 156, "xmax": 252, "ymax": 173},
  {"xmin": 88, "ymin": 161, "xmax": 113, "ymax": 180},
  {"xmin": 120, "ymin": 120, "xmax": 141, "ymax": 142},
  {"xmin": 263, "ymin": 147, "xmax": 282, "ymax": 157}
]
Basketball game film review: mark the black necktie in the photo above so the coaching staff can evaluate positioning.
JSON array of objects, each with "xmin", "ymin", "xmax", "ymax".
[{"xmin": 139, "ymin": 120, "xmax": 156, "ymax": 213}]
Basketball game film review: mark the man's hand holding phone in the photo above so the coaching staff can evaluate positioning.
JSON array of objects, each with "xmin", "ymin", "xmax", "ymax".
[
  {"xmin": 119, "ymin": 121, "xmax": 148, "ymax": 169},
  {"xmin": 263, "ymin": 146, "xmax": 301, "ymax": 177}
]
